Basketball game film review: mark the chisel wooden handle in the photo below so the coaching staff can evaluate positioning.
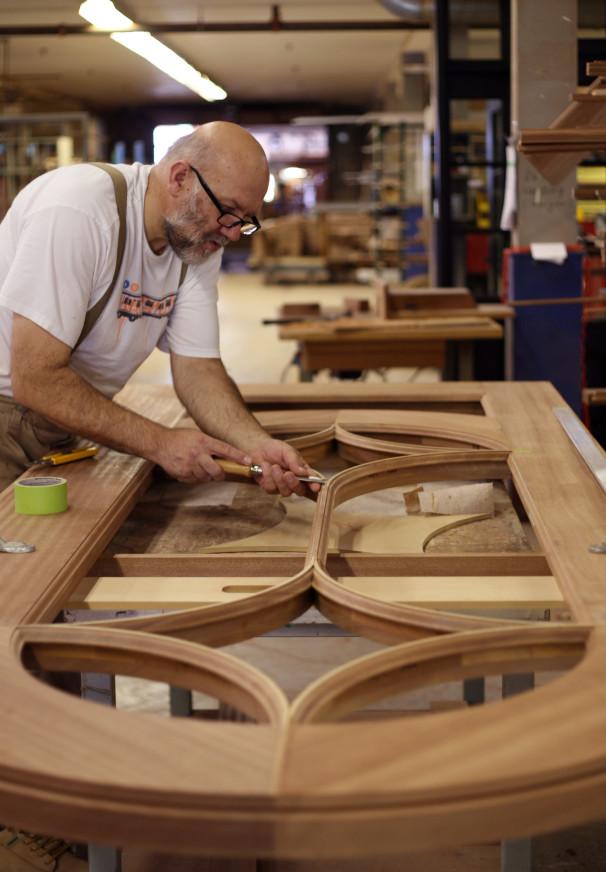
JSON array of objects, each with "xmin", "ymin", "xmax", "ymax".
[
  {"xmin": 215, "ymin": 459, "xmax": 257, "ymax": 479},
  {"xmin": 215, "ymin": 459, "xmax": 324, "ymax": 486}
]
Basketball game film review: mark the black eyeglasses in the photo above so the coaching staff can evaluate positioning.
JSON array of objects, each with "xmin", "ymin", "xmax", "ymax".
[{"xmin": 189, "ymin": 164, "xmax": 261, "ymax": 236}]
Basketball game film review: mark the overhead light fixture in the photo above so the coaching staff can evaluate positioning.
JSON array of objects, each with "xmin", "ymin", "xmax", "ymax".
[
  {"xmin": 79, "ymin": 1, "xmax": 227, "ymax": 102},
  {"xmin": 279, "ymin": 166, "xmax": 308, "ymax": 182},
  {"xmin": 111, "ymin": 32, "xmax": 227, "ymax": 101},
  {"xmin": 78, "ymin": 0, "xmax": 133, "ymax": 31}
]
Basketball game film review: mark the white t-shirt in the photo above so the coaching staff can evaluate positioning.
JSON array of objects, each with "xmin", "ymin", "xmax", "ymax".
[{"xmin": 0, "ymin": 162, "xmax": 221, "ymax": 398}]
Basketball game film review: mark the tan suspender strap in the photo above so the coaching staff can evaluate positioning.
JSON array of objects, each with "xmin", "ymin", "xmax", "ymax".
[
  {"xmin": 179, "ymin": 261, "xmax": 189, "ymax": 287},
  {"xmin": 74, "ymin": 162, "xmax": 128, "ymax": 350},
  {"xmin": 74, "ymin": 162, "xmax": 188, "ymax": 349}
]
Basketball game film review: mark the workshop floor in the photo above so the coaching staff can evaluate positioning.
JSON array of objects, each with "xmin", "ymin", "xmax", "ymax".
[
  {"xmin": 131, "ymin": 271, "xmax": 441, "ymax": 387},
  {"xmin": 108, "ymin": 273, "xmax": 606, "ymax": 871}
]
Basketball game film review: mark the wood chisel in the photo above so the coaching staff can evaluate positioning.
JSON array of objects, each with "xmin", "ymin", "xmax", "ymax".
[
  {"xmin": 216, "ymin": 459, "xmax": 325, "ymax": 484},
  {"xmin": 32, "ymin": 446, "xmax": 99, "ymax": 467}
]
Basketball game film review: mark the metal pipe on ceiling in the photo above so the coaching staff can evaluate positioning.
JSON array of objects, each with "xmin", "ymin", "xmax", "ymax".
[
  {"xmin": 0, "ymin": 20, "xmax": 429, "ymax": 37},
  {"xmin": 3, "ymin": 0, "xmax": 604, "ymax": 38}
]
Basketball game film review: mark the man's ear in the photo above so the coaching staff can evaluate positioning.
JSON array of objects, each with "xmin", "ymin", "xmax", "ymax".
[{"xmin": 167, "ymin": 161, "xmax": 190, "ymax": 197}]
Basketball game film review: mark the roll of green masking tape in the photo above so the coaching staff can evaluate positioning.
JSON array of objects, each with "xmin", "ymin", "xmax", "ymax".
[{"xmin": 14, "ymin": 476, "xmax": 68, "ymax": 515}]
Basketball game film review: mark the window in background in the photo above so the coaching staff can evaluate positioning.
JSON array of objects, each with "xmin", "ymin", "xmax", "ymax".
[
  {"xmin": 153, "ymin": 123, "xmax": 194, "ymax": 164},
  {"xmin": 247, "ymin": 125, "xmax": 328, "ymax": 215}
]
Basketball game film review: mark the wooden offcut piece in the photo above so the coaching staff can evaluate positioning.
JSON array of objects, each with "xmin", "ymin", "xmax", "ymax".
[
  {"xmin": 414, "ymin": 483, "xmax": 495, "ymax": 516},
  {"xmin": 375, "ymin": 281, "xmax": 475, "ymax": 320},
  {"xmin": 278, "ymin": 302, "xmax": 322, "ymax": 319},
  {"xmin": 201, "ymin": 495, "xmax": 489, "ymax": 555}
]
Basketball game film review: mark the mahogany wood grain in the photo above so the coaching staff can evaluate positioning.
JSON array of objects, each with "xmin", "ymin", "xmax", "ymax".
[{"xmin": 0, "ymin": 381, "xmax": 605, "ymax": 859}]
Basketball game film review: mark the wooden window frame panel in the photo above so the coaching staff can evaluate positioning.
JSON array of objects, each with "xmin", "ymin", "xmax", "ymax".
[{"xmin": 0, "ymin": 380, "xmax": 605, "ymax": 859}]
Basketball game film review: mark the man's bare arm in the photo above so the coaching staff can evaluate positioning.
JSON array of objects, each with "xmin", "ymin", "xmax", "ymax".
[
  {"xmin": 10, "ymin": 315, "xmax": 250, "ymax": 482},
  {"xmin": 170, "ymin": 354, "xmax": 268, "ymax": 444},
  {"xmin": 170, "ymin": 353, "xmax": 320, "ymax": 496}
]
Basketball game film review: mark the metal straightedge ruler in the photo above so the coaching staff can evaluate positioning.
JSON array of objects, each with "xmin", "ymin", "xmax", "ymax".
[{"xmin": 554, "ymin": 406, "xmax": 606, "ymax": 553}]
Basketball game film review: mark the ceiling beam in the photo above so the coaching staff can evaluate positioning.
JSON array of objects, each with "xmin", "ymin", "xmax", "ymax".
[{"xmin": 0, "ymin": 20, "xmax": 430, "ymax": 37}]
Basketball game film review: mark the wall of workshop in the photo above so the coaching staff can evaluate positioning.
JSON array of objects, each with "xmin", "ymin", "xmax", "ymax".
[{"xmin": 98, "ymin": 101, "xmax": 365, "ymax": 167}]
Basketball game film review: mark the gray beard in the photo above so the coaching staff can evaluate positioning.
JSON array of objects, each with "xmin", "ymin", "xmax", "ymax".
[{"xmin": 163, "ymin": 218, "xmax": 223, "ymax": 265}]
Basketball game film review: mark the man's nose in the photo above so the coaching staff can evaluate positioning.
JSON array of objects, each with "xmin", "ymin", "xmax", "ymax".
[{"xmin": 220, "ymin": 224, "xmax": 241, "ymax": 243}]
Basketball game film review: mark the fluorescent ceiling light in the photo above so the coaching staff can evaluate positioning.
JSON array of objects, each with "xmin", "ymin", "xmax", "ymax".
[
  {"xmin": 279, "ymin": 166, "xmax": 308, "ymax": 182},
  {"xmin": 111, "ymin": 32, "xmax": 226, "ymax": 101},
  {"xmin": 79, "ymin": 1, "xmax": 226, "ymax": 102},
  {"xmin": 79, "ymin": 0, "xmax": 133, "ymax": 31}
]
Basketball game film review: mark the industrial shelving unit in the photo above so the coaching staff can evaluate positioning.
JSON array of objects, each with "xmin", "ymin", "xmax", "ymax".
[
  {"xmin": 433, "ymin": 0, "xmax": 510, "ymax": 298},
  {"xmin": 0, "ymin": 112, "xmax": 104, "ymax": 218},
  {"xmin": 361, "ymin": 115, "xmax": 426, "ymax": 281}
]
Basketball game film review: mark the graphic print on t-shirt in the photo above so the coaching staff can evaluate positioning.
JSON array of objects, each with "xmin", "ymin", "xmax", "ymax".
[{"xmin": 117, "ymin": 279, "xmax": 176, "ymax": 323}]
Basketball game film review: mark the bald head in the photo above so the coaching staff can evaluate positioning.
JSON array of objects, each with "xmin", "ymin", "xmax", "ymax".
[
  {"xmin": 161, "ymin": 121, "xmax": 269, "ymax": 208},
  {"xmin": 147, "ymin": 122, "xmax": 269, "ymax": 263}
]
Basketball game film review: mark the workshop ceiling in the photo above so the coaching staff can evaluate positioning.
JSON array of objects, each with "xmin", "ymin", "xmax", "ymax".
[{"xmin": 0, "ymin": 1, "xmax": 432, "ymax": 110}]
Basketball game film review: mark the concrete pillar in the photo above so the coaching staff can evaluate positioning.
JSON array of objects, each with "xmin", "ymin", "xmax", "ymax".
[{"xmin": 511, "ymin": 0, "xmax": 578, "ymax": 246}]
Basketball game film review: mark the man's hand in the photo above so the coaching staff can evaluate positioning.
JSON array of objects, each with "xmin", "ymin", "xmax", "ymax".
[
  {"xmin": 153, "ymin": 428, "xmax": 252, "ymax": 484},
  {"xmin": 170, "ymin": 356, "xmax": 321, "ymax": 495},
  {"xmin": 249, "ymin": 437, "xmax": 322, "ymax": 498}
]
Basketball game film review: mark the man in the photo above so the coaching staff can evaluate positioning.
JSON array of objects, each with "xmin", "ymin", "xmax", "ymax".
[{"xmin": 0, "ymin": 121, "xmax": 317, "ymax": 496}]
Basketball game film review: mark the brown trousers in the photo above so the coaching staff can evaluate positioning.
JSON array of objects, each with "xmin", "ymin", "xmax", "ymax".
[{"xmin": 0, "ymin": 394, "xmax": 74, "ymax": 492}]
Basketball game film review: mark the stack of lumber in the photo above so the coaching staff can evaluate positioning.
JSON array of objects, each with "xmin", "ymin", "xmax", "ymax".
[
  {"xmin": 249, "ymin": 215, "xmax": 328, "ymax": 283},
  {"xmin": 518, "ymin": 63, "xmax": 606, "ymax": 184},
  {"xmin": 250, "ymin": 213, "xmax": 374, "ymax": 265},
  {"xmin": 250, "ymin": 211, "xmax": 375, "ymax": 283},
  {"xmin": 323, "ymin": 212, "xmax": 373, "ymax": 265},
  {"xmin": 249, "ymin": 215, "xmax": 305, "ymax": 263}
]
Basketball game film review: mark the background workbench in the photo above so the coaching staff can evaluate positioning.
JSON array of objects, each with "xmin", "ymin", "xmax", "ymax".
[{"xmin": 278, "ymin": 315, "xmax": 503, "ymax": 380}]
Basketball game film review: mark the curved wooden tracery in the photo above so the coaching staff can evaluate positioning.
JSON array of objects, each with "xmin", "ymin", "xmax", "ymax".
[{"xmin": 0, "ymin": 381, "xmax": 605, "ymax": 858}]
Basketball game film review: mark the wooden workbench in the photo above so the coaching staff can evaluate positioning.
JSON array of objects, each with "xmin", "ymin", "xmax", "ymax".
[
  {"xmin": 0, "ymin": 382, "xmax": 605, "ymax": 863},
  {"xmin": 278, "ymin": 315, "xmax": 503, "ymax": 379}
]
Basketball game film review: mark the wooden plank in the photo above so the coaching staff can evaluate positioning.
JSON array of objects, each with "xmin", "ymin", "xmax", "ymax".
[
  {"xmin": 483, "ymin": 382, "xmax": 606, "ymax": 624},
  {"xmin": 299, "ymin": 338, "xmax": 446, "ymax": 372},
  {"xmin": 68, "ymin": 574, "xmax": 562, "ymax": 612},
  {"xmin": 90, "ymin": 552, "xmax": 551, "ymax": 578},
  {"xmin": 240, "ymin": 382, "xmax": 486, "ymax": 407},
  {"xmin": 91, "ymin": 553, "xmax": 308, "ymax": 577},
  {"xmin": 339, "ymin": 576, "xmax": 562, "ymax": 609},
  {"xmin": 241, "ymin": 382, "xmax": 488, "ymax": 415},
  {"xmin": 518, "ymin": 74, "xmax": 606, "ymax": 183},
  {"xmin": 256, "ymin": 408, "xmax": 509, "ymax": 449},
  {"xmin": 520, "ymin": 127, "xmax": 606, "ymax": 145},
  {"xmin": 0, "ymin": 386, "xmax": 186, "ymax": 626},
  {"xmin": 69, "ymin": 577, "xmax": 286, "ymax": 610},
  {"xmin": 279, "ymin": 317, "xmax": 503, "ymax": 342}
]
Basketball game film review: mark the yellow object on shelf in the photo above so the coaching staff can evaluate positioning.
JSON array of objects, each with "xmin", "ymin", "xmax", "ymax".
[
  {"xmin": 578, "ymin": 166, "xmax": 606, "ymax": 184},
  {"xmin": 576, "ymin": 165, "xmax": 606, "ymax": 221}
]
